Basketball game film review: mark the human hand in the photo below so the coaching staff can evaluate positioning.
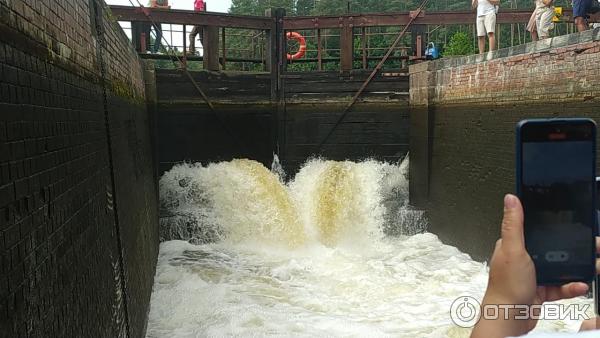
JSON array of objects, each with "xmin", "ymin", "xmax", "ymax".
[
  {"xmin": 579, "ymin": 317, "xmax": 600, "ymax": 331},
  {"xmin": 471, "ymin": 194, "xmax": 589, "ymax": 338}
]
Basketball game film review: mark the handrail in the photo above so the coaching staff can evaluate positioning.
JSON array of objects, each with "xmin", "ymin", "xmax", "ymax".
[
  {"xmin": 109, "ymin": 5, "xmax": 273, "ymax": 29},
  {"xmin": 109, "ymin": 6, "xmax": 598, "ymax": 31}
]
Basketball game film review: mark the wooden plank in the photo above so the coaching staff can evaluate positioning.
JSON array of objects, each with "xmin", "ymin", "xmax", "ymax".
[
  {"xmin": 285, "ymin": 82, "xmax": 409, "ymax": 94},
  {"xmin": 283, "ymin": 10, "xmax": 594, "ymax": 30},
  {"xmin": 109, "ymin": 6, "xmax": 272, "ymax": 29}
]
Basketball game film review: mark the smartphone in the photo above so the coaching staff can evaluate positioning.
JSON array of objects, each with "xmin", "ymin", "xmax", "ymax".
[{"xmin": 516, "ymin": 118, "xmax": 597, "ymax": 285}]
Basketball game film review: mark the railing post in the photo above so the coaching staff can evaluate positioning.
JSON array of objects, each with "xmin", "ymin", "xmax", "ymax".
[
  {"xmin": 182, "ymin": 24, "xmax": 187, "ymax": 69},
  {"xmin": 411, "ymin": 24, "xmax": 426, "ymax": 59},
  {"xmin": 340, "ymin": 17, "xmax": 354, "ymax": 73},
  {"xmin": 222, "ymin": 27, "xmax": 227, "ymax": 70},
  {"xmin": 317, "ymin": 28, "xmax": 323, "ymax": 71},
  {"xmin": 266, "ymin": 8, "xmax": 286, "ymax": 165},
  {"xmin": 203, "ymin": 26, "xmax": 220, "ymax": 71},
  {"xmin": 266, "ymin": 8, "xmax": 285, "ymax": 100},
  {"xmin": 361, "ymin": 27, "xmax": 367, "ymax": 69}
]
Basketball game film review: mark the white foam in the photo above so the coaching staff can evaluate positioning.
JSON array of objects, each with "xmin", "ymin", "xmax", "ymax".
[{"xmin": 148, "ymin": 158, "xmax": 591, "ymax": 337}]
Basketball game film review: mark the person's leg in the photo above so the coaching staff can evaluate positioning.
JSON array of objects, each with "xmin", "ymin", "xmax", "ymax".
[
  {"xmin": 153, "ymin": 23, "xmax": 163, "ymax": 53},
  {"xmin": 573, "ymin": 0, "xmax": 590, "ymax": 32},
  {"xmin": 575, "ymin": 16, "xmax": 589, "ymax": 32},
  {"xmin": 198, "ymin": 26, "xmax": 204, "ymax": 46},
  {"xmin": 488, "ymin": 33, "xmax": 496, "ymax": 51},
  {"xmin": 485, "ymin": 13, "xmax": 497, "ymax": 51},
  {"xmin": 476, "ymin": 36, "xmax": 485, "ymax": 54},
  {"xmin": 476, "ymin": 16, "xmax": 486, "ymax": 53},
  {"xmin": 189, "ymin": 26, "xmax": 199, "ymax": 53},
  {"xmin": 527, "ymin": 11, "xmax": 539, "ymax": 41}
]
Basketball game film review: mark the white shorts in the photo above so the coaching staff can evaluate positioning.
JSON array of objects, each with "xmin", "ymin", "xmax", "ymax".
[
  {"xmin": 477, "ymin": 12, "xmax": 496, "ymax": 36},
  {"xmin": 536, "ymin": 7, "xmax": 555, "ymax": 38}
]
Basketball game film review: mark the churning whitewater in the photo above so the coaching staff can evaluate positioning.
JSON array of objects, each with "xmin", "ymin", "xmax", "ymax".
[{"xmin": 147, "ymin": 158, "xmax": 590, "ymax": 338}]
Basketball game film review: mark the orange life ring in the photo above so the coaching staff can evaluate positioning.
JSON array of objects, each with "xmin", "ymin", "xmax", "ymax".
[{"xmin": 286, "ymin": 32, "xmax": 306, "ymax": 61}]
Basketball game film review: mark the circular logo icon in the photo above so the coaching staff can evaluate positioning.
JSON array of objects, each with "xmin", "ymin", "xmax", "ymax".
[{"xmin": 450, "ymin": 296, "xmax": 481, "ymax": 328}]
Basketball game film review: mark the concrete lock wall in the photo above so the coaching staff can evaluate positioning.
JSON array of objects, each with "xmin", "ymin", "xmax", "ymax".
[
  {"xmin": 0, "ymin": 0, "xmax": 159, "ymax": 337},
  {"xmin": 409, "ymin": 29, "xmax": 600, "ymax": 261}
]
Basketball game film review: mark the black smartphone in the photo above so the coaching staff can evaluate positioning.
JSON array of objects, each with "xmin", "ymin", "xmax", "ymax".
[{"xmin": 516, "ymin": 118, "xmax": 597, "ymax": 285}]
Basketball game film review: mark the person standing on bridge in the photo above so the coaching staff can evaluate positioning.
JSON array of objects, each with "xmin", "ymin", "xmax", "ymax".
[
  {"xmin": 188, "ymin": 0, "xmax": 206, "ymax": 55},
  {"xmin": 527, "ymin": 0, "xmax": 555, "ymax": 41},
  {"xmin": 149, "ymin": 0, "xmax": 171, "ymax": 53},
  {"xmin": 473, "ymin": 0, "xmax": 500, "ymax": 54}
]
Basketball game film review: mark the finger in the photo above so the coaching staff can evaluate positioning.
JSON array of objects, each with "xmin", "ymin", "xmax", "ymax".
[
  {"xmin": 596, "ymin": 237, "xmax": 600, "ymax": 254},
  {"xmin": 500, "ymin": 194, "xmax": 525, "ymax": 253},
  {"xmin": 544, "ymin": 282, "xmax": 589, "ymax": 302},
  {"xmin": 597, "ymin": 259, "xmax": 600, "ymax": 275}
]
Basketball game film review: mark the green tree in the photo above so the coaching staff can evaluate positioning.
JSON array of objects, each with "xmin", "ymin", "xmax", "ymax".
[
  {"xmin": 230, "ymin": 0, "xmax": 295, "ymax": 15},
  {"xmin": 296, "ymin": 0, "xmax": 316, "ymax": 15},
  {"xmin": 443, "ymin": 31, "xmax": 475, "ymax": 56}
]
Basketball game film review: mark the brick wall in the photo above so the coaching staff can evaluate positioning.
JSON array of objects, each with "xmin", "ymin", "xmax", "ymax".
[
  {"xmin": 409, "ymin": 29, "xmax": 600, "ymax": 260},
  {"xmin": 0, "ymin": 0, "xmax": 158, "ymax": 337}
]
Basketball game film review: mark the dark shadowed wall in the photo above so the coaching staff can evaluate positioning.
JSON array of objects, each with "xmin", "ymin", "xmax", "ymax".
[{"xmin": 0, "ymin": 0, "xmax": 159, "ymax": 337}]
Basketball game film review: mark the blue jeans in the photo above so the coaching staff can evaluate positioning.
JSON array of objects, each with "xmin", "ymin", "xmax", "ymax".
[
  {"xmin": 573, "ymin": 0, "xmax": 592, "ymax": 18},
  {"xmin": 152, "ymin": 23, "xmax": 163, "ymax": 53}
]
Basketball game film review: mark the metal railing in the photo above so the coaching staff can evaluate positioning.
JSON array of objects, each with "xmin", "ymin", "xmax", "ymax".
[{"xmin": 110, "ymin": 5, "xmax": 599, "ymax": 72}]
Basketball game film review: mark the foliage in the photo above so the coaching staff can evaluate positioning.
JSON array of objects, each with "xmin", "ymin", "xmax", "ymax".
[
  {"xmin": 229, "ymin": 0, "xmax": 295, "ymax": 15},
  {"xmin": 443, "ymin": 31, "xmax": 476, "ymax": 56}
]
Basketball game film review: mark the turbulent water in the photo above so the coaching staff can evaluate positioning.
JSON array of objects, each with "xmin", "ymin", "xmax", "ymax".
[{"xmin": 148, "ymin": 158, "xmax": 591, "ymax": 338}]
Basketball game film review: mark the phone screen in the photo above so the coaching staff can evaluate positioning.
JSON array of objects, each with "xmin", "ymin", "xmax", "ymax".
[{"xmin": 520, "ymin": 121, "xmax": 596, "ymax": 284}]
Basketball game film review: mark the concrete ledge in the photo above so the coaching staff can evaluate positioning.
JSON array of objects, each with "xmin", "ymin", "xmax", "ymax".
[
  {"xmin": 409, "ymin": 26, "xmax": 600, "ymax": 108},
  {"xmin": 425, "ymin": 27, "xmax": 600, "ymax": 70}
]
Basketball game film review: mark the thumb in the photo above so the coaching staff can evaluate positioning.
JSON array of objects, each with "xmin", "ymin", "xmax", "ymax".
[{"xmin": 501, "ymin": 194, "xmax": 525, "ymax": 253}]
